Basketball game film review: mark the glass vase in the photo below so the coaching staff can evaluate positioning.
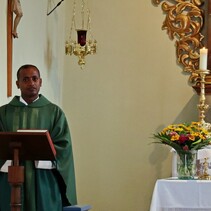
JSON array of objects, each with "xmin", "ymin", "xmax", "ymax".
[{"xmin": 177, "ymin": 150, "xmax": 197, "ymax": 180}]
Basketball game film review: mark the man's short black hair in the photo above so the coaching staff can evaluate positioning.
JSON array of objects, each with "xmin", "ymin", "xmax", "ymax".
[{"xmin": 17, "ymin": 64, "xmax": 40, "ymax": 80}]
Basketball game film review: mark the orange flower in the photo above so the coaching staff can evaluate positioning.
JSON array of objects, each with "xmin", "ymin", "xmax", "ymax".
[
  {"xmin": 171, "ymin": 134, "xmax": 180, "ymax": 141},
  {"xmin": 188, "ymin": 134, "xmax": 195, "ymax": 141}
]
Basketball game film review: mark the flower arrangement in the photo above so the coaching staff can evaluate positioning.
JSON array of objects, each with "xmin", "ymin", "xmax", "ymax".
[{"xmin": 153, "ymin": 122, "xmax": 211, "ymax": 154}]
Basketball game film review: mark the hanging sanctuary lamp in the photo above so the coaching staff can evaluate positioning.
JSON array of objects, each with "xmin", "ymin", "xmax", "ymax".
[{"xmin": 65, "ymin": 0, "xmax": 97, "ymax": 69}]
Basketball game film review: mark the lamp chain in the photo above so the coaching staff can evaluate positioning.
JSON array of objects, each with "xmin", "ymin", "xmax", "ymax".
[
  {"xmin": 69, "ymin": 0, "xmax": 76, "ymax": 42},
  {"xmin": 87, "ymin": 9, "xmax": 94, "ymax": 40},
  {"xmin": 81, "ymin": 0, "xmax": 85, "ymax": 29}
]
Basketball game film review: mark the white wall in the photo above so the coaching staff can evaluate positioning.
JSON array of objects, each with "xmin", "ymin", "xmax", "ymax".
[
  {"xmin": 0, "ymin": 0, "xmax": 65, "ymax": 106},
  {"xmin": 63, "ymin": 1, "xmax": 199, "ymax": 211},
  {"xmin": 0, "ymin": 0, "xmax": 200, "ymax": 211}
]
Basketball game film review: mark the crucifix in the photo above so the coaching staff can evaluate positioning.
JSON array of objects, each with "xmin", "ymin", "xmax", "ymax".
[
  {"xmin": 7, "ymin": 0, "xmax": 23, "ymax": 97},
  {"xmin": 7, "ymin": 0, "xmax": 13, "ymax": 97}
]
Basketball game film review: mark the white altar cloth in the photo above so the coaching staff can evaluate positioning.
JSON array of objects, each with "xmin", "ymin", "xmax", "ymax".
[{"xmin": 150, "ymin": 178, "xmax": 211, "ymax": 211}]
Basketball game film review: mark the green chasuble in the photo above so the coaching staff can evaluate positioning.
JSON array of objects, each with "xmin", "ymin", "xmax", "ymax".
[{"xmin": 0, "ymin": 95, "xmax": 77, "ymax": 211}]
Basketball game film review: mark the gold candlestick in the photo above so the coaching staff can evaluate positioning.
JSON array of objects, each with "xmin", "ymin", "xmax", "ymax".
[{"xmin": 196, "ymin": 69, "xmax": 210, "ymax": 128}]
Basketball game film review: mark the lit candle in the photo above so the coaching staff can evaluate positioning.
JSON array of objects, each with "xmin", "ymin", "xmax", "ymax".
[{"xmin": 199, "ymin": 47, "xmax": 208, "ymax": 70}]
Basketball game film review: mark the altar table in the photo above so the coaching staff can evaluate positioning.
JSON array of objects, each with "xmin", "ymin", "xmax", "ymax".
[{"xmin": 150, "ymin": 178, "xmax": 211, "ymax": 211}]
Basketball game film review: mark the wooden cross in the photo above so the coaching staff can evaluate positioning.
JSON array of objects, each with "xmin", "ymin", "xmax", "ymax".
[{"xmin": 7, "ymin": 0, "xmax": 13, "ymax": 97}]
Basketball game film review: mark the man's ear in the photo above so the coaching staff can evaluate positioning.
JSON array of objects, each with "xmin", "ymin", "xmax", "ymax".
[{"xmin": 16, "ymin": 80, "xmax": 20, "ymax": 89}]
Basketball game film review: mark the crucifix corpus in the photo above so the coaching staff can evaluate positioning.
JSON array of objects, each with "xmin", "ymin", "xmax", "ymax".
[{"xmin": 7, "ymin": 0, "xmax": 23, "ymax": 97}]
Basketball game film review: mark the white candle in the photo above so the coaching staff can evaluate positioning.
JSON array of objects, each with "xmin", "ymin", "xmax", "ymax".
[{"xmin": 199, "ymin": 47, "xmax": 208, "ymax": 70}]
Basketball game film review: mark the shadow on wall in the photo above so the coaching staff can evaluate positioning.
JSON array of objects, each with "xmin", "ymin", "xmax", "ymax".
[
  {"xmin": 149, "ymin": 93, "xmax": 199, "ymax": 178},
  {"xmin": 204, "ymin": 95, "xmax": 211, "ymax": 123},
  {"xmin": 173, "ymin": 94, "xmax": 199, "ymax": 124},
  {"xmin": 149, "ymin": 145, "xmax": 170, "ymax": 178}
]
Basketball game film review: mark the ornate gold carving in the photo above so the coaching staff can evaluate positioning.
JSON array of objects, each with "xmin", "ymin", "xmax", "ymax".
[{"xmin": 153, "ymin": 0, "xmax": 204, "ymax": 83}]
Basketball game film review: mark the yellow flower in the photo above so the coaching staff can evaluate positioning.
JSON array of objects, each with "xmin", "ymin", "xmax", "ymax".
[
  {"xmin": 199, "ymin": 134, "xmax": 206, "ymax": 140},
  {"xmin": 175, "ymin": 128, "xmax": 183, "ymax": 132},
  {"xmin": 192, "ymin": 122, "xmax": 200, "ymax": 126}
]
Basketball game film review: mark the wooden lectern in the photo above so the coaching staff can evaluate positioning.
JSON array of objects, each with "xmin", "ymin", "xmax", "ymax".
[{"xmin": 0, "ymin": 131, "xmax": 56, "ymax": 211}]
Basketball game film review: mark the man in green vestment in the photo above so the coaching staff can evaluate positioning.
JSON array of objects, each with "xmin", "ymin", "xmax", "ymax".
[{"xmin": 0, "ymin": 64, "xmax": 77, "ymax": 211}]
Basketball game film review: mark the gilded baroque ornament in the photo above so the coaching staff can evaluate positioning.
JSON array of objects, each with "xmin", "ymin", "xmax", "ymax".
[{"xmin": 153, "ymin": 0, "xmax": 204, "ymax": 83}]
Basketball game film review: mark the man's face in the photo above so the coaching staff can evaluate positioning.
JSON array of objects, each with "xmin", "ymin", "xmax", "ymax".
[{"xmin": 16, "ymin": 67, "xmax": 42, "ymax": 100}]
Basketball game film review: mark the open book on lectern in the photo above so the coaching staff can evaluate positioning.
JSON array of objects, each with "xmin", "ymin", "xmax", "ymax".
[{"xmin": 0, "ymin": 130, "xmax": 56, "ymax": 161}]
